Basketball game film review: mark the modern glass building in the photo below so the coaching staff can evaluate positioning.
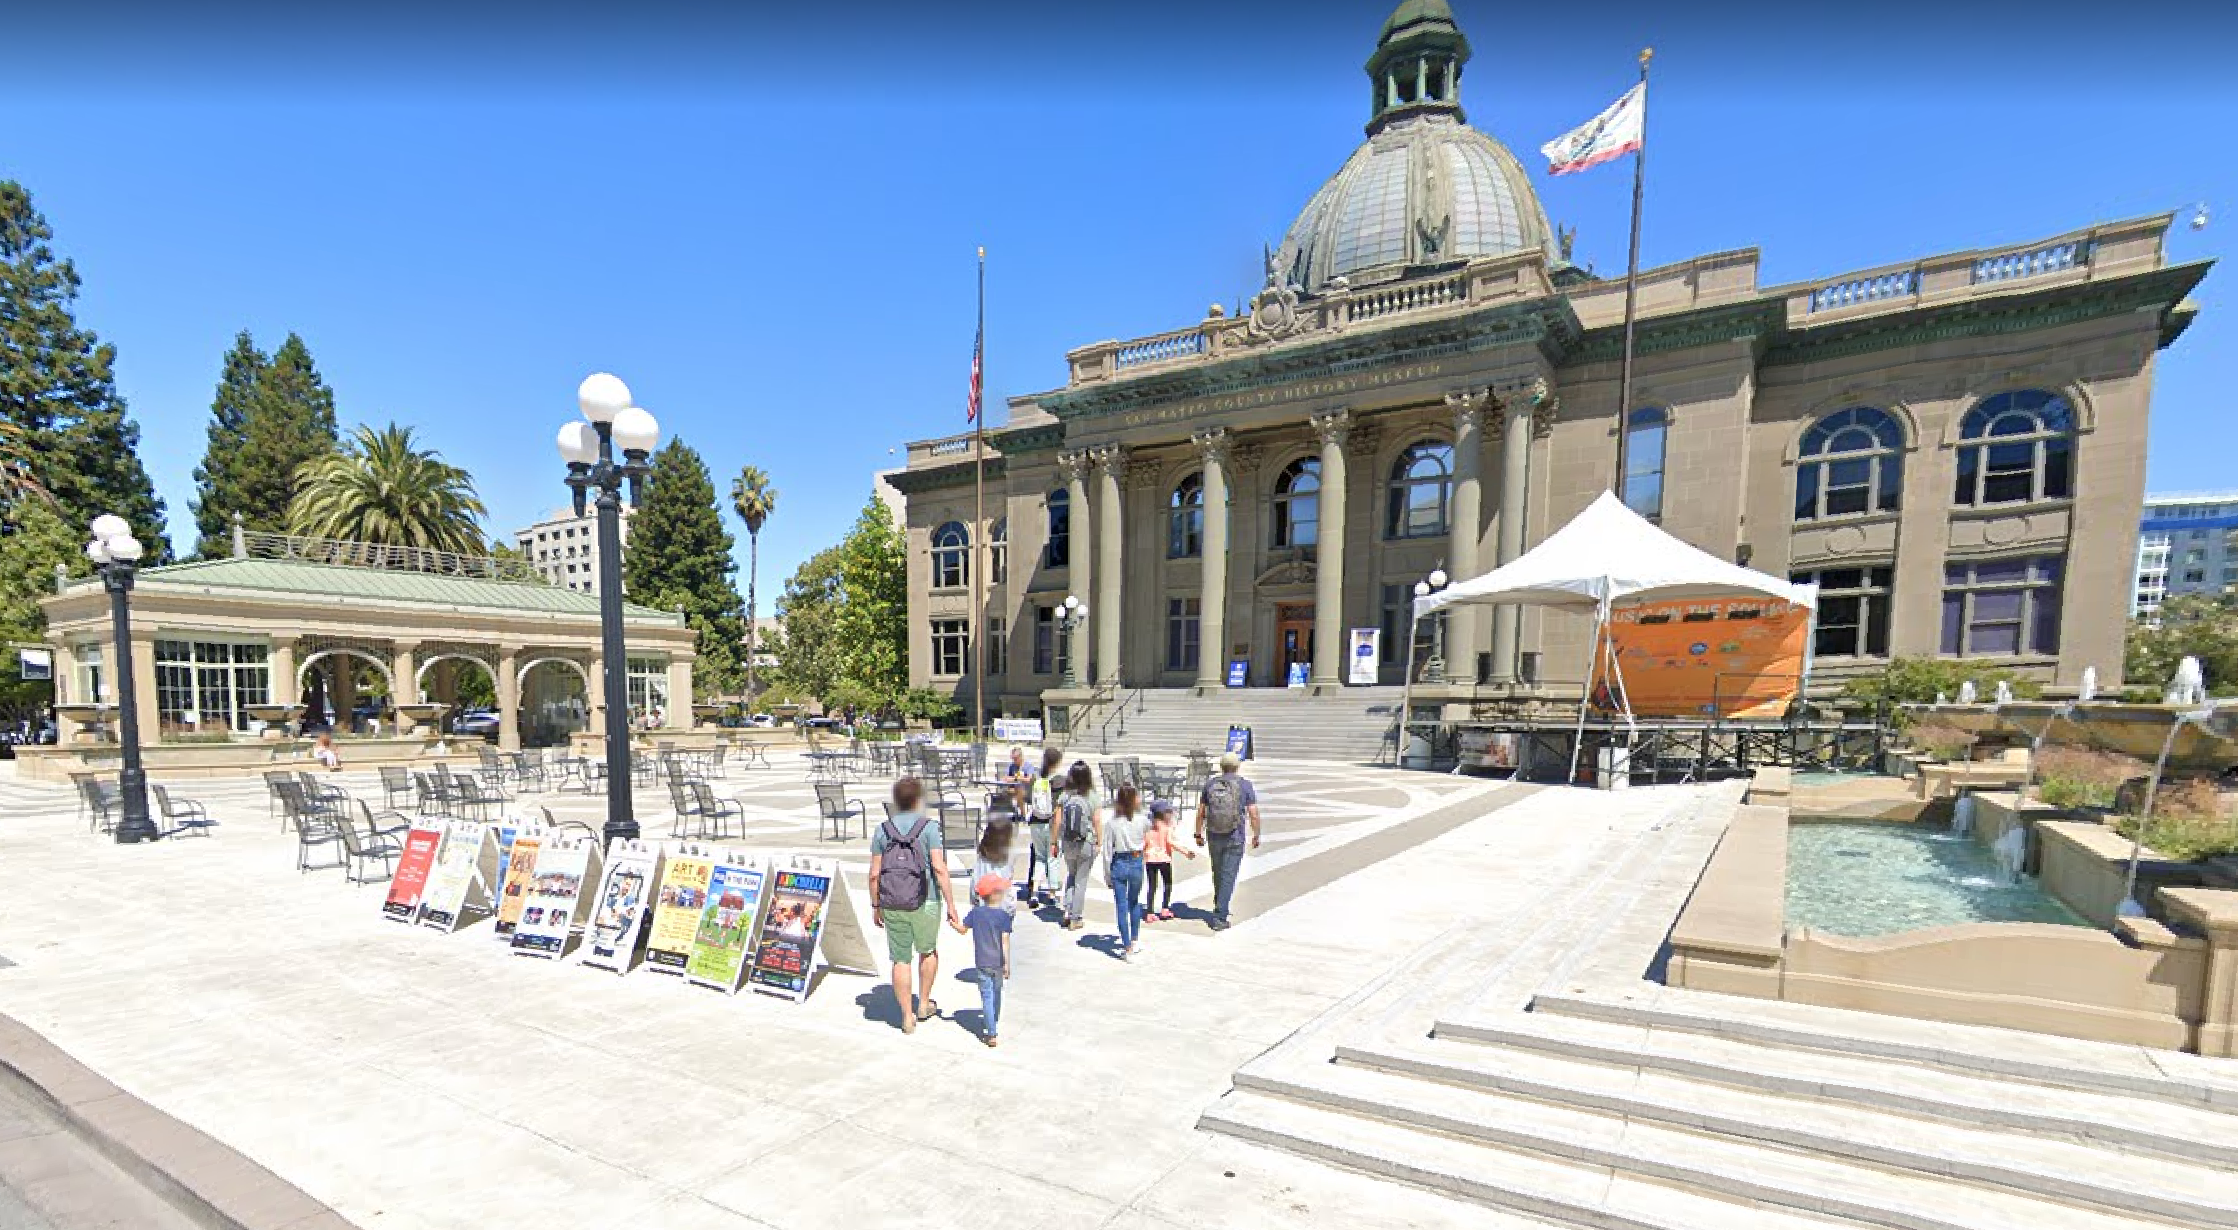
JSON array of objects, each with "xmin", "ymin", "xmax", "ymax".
[{"xmin": 2133, "ymin": 493, "xmax": 2238, "ymax": 621}]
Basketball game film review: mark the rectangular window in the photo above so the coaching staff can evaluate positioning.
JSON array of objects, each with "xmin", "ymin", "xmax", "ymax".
[
  {"xmin": 1033, "ymin": 607, "xmax": 1055, "ymax": 675},
  {"xmin": 930, "ymin": 618, "xmax": 969, "ymax": 677},
  {"xmin": 1165, "ymin": 597, "xmax": 1201, "ymax": 672},
  {"xmin": 2184, "ymin": 569, "xmax": 2207, "ymax": 584},
  {"xmin": 1379, "ymin": 584, "xmax": 1407, "ymax": 665},
  {"xmin": 1043, "ymin": 490, "xmax": 1070, "ymax": 570},
  {"xmin": 153, "ymin": 639, "xmax": 270, "ymax": 736},
  {"xmin": 990, "ymin": 534, "xmax": 1007, "ymax": 586},
  {"xmin": 1941, "ymin": 556, "xmax": 2063, "ymax": 657},
  {"xmin": 1790, "ymin": 567, "xmax": 1893, "ymax": 659},
  {"xmin": 73, "ymin": 642, "xmax": 105, "ymax": 706},
  {"xmin": 626, "ymin": 657, "xmax": 670, "ymax": 722},
  {"xmin": 985, "ymin": 617, "xmax": 1007, "ymax": 675}
]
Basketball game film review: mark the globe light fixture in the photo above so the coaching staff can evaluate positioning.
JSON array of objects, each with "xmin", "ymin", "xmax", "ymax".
[
  {"xmin": 558, "ymin": 374, "xmax": 662, "ymax": 844},
  {"xmin": 84, "ymin": 515, "xmax": 156, "ymax": 843},
  {"xmin": 1057, "ymin": 594, "xmax": 1089, "ymax": 688}
]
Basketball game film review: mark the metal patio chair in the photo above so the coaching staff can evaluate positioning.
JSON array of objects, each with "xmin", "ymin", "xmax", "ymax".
[
  {"xmin": 151, "ymin": 784, "xmax": 214, "ymax": 838},
  {"xmin": 335, "ymin": 806, "xmax": 401, "ymax": 885},
  {"xmin": 378, "ymin": 765, "xmax": 415, "ymax": 811},
  {"xmin": 688, "ymin": 781, "xmax": 744, "ymax": 841},
  {"xmin": 817, "ymin": 782, "xmax": 869, "ymax": 842}
]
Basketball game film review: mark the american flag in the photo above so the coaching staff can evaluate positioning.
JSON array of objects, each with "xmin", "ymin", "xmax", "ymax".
[{"xmin": 966, "ymin": 325, "xmax": 983, "ymax": 423}]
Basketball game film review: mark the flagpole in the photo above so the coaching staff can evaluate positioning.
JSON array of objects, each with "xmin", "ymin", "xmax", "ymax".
[
  {"xmin": 972, "ymin": 245, "xmax": 987, "ymax": 742},
  {"xmin": 1614, "ymin": 47, "xmax": 1652, "ymax": 505}
]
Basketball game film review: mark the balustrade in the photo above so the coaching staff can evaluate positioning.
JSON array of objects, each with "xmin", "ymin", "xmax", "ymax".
[
  {"xmin": 1972, "ymin": 239, "xmax": 2090, "ymax": 284},
  {"xmin": 1113, "ymin": 328, "xmax": 1208, "ymax": 369},
  {"xmin": 1807, "ymin": 267, "xmax": 1918, "ymax": 314}
]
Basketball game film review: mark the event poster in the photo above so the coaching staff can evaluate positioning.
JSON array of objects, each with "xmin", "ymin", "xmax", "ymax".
[
  {"xmin": 381, "ymin": 820, "xmax": 446, "ymax": 922},
  {"xmin": 1348, "ymin": 628, "xmax": 1381, "ymax": 685},
  {"xmin": 747, "ymin": 867, "xmax": 833, "ymax": 1001},
  {"xmin": 493, "ymin": 826, "xmax": 546, "ymax": 938},
  {"xmin": 510, "ymin": 838, "xmax": 597, "ymax": 958},
  {"xmin": 685, "ymin": 860, "xmax": 769, "ymax": 993},
  {"xmin": 1596, "ymin": 598, "xmax": 1811, "ymax": 719},
  {"xmin": 581, "ymin": 842, "xmax": 661, "ymax": 974},
  {"xmin": 644, "ymin": 846, "xmax": 717, "ymax": 974},
  {"xmin": 418, "ymin": 820, "xmax": 491, "ymax": 932}
]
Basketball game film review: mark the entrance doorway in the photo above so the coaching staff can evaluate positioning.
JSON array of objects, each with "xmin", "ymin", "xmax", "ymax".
[{"xmin": 1276, "ymin": 603, "xmax": 1314, "ymax": 684}]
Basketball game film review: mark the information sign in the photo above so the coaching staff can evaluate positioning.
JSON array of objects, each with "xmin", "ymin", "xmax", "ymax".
[
  {"xmin": 747, "ymin": 865, "xmax": 833, "ymax": 1001},
  {"xmin": 685, "ymin": 860, "xmax": 769, "ymax": 993},
  {"xmin": 418, "ymin": 821, "xmax": 493, "ymax": 933},
  {"xmin": 1224, "ymin": 725, "xmax": 1253, "ymax": 760},
  {"xmin": 381, "ymin": 820, "xmax": 446, "ymax": 922},
  {"xmin": 1285, "ymin": 661, "xmax": 1309, "ymax": 689},
  {"xmin": 645, "ymin": 845, "xmax": 719, "ymax": 974},
  {"xmin": 492, "ymin": 825, "xmax": 547, "ymax": 938},
  {"xmin": 581, "ymin": 841, "xmax": 662, "ymax": 974},
  {"xmin": 1348, "ymin": 628, "xmax": 1380, "ymax": 685},
  {"xmin": 992, "ymin": 717, "xmax": 1044, "ymax": 743},
  {"xmin": 1225, "ymin": 660, "xmax": 1248, "ymax": 688},
  {"xmin": 510, "ymin": 837, "xmax": 599, "ymax": 958}
]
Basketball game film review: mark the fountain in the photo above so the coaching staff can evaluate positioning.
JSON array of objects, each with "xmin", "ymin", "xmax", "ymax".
[
  {"xmin": 2166, "ymin": 656, "xmax": 2206, "ymax": 706},
  {"xmin": 1993, "ymin": 680, "xmax": 2014, "ymax": 706},
  {"xmin": 1992, "ymin": 825, "xmax": 2029, "ymax": 884},
  {"xmin": 1957, "ymin": 680, "xmax": 1978, "ymax": 705},
  {"xmin": 1952, "ymin": 792, "xmax": 1977, "ymax": 839},
  {"xmin": 1934, "ymin": 690, "xmax": 1948, "ymax": 706},
  {"xmin": 2079, "ymin": 666, "xmax": 2098, "ymax": 702}
]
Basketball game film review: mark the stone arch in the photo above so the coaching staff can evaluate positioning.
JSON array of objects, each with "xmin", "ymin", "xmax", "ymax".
[
  {"xmin": 415, "ymin": 652, "xmax": 497, "ymax": 692},
  {"xmin": 516, "ymin": 656, "xmax": 589, "ymax": 689},
  {"xmin": 297, "ymin": 648, "xmax": 394, "ymax": 695}
]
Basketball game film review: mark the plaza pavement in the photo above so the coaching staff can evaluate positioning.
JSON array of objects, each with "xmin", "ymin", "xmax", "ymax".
[{"xmin": 0, "ymin": 748, "xmax": 1704, "ymax": 1229}]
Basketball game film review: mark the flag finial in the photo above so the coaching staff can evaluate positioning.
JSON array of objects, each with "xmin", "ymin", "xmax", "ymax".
[
  {"xmin": 1639, "ymin": 47, "xmax": 1653, "ymax": 69},
  {"xmin": 977, "ymin": 246, "xmax": 985, "ymax": 259}
]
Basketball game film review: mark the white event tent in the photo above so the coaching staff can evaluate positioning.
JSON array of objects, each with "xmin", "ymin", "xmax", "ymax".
[{"xmin": 1407, "ymin": 491, "xmax": 1820, "ymax": 777}]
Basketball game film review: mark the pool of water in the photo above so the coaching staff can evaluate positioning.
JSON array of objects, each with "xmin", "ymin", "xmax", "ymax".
[{"xmin": 1786, "ymin": 820, "xmax": 2090, "ymax": 937}]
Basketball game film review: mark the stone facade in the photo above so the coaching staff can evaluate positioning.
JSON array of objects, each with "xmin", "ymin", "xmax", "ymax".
[
  {"xmin": 514, "ymin": 505, "xmax": 631, "ymax": 593},
  {"xmin": 892, "ymin": 6, "xmax": 2207, "ymax": 719}
]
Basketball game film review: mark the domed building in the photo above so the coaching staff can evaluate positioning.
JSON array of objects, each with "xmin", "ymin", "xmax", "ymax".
[{"xmin": 893, "ymin": 0, "xmax": 2206, "ymax": 746}]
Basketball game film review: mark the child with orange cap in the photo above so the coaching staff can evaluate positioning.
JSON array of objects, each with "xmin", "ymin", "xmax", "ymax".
[{"xmin": 956, "ymin": 872, "xmax": 1014, "ymax": 1047}]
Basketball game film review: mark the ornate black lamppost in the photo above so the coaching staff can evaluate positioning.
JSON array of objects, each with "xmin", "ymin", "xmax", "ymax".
[
  {"xmin": 557, "ymin": 373, "xmax": 660, "ymax": 845},
  {"xmin": 86, "ymin": 515, "xmax": 157, "ymax": 844},
  {"xmin": 1056, "ymin": 594, "xmax": 1089, "ymax": 689}
]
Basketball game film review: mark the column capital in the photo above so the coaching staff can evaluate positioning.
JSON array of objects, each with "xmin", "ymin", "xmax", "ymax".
[
  {"xmin": 1309, "ymin": 408, "xmax": 1353, "ymax": 451},
  {"xmin": 1056, "ymin": 449, "xmax": 1095, "ymax": 485},
  {"xmin": 1189, "ymin": 427, "xmax": 1231, "ymax": 469},
  {"xmin": 1444, "ymin": 387, "xmax": 1489, "ymax": 433},
  {"xmin": 1086, "ymin": 442, "xmax": 1126, "ymax": 476},
  {"xmin": 1530, "ymin": 378, "xmax": 1561, "ymax": 439}
]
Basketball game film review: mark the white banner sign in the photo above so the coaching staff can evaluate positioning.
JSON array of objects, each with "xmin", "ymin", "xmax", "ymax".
[
  {"xmin": 992, "ymin": 718, "xmax": 1044, "ymax": 744},
  {"xmin": 1348, "ymin": 628, "xmax": 1381, "ymax": 685}
]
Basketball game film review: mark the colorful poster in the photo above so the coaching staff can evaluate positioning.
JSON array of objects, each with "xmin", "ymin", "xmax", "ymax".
[
  {"xmin": 1348, "ymin": 628, "xmax": 1381, "ymax": 685},
  {"xmin": 510, "ymin": 838, "xmax": 596, "ymax": 958},
  {"xmin": 382, "ymin": 821, "xmax": 446, "ymax": 922},
  {"xmin": 1596, "ymin": 598, "xmax": 1811, "ymax": 719},
  {"xmin": 685, "ymin": 861, "xmax": 769, "ymax": 992},
  {"xmin": 493, "ymin": 827, "xmax": 546, "ymax": 938},
  {"xmin": 747, "ymin": 867, "xmax": 833, "ymax": 1001},
  {"xmin": 418, "ymin": 820, "xmax": 491, "ymax": 932},
  {"xmin": 582, "ymin": 842, "xmax": 661, "ymax": 974},
  {"xmin": 645, "ymin": 846, "xmax": 717, "ymax": 974}
]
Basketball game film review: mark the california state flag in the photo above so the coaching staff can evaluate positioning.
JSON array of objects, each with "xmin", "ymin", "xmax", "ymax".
[{"xmin": 1540, "ymin": 83, "xmax": 1645, "ymax": 176}]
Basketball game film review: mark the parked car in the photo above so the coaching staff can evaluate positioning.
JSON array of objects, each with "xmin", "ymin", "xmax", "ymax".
[
  {"xmin": 746, "ymin": 713, "xmax": 775, "ymax": 729},
  {"xmin": 801, "ymin": 716, "xmax": 847, "ymax": 734},
  {"xmin": 452, "ymin": 709, "xmax": 500, "ymax": 739}
]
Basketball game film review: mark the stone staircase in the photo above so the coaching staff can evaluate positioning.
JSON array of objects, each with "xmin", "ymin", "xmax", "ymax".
[
  {"xmin": 1081, "ymin": 685, "xmax": 1405, "ymax": 763},
  {"xmin": 1196, "ymin": 782, "xmax": 2238, "ymax": 1230}
]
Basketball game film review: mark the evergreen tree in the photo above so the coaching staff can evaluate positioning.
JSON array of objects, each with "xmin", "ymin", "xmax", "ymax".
[
  {"xmin": 621, "ymin": 438, "xmax": 748, "ymax": 698},
  {"xmin": 0, "ymin": 496, "xmax": 84, "ymax": 722},
  {"xmin": 773, "ymin": 544, "xmax": 843, "ymax": 700},
  {"xmin": 831, "ymin": 493, "xmax": 909, "ymax": 707},
  {"xmin": 190, "ymin": 330, "xmax": 339, "ymax": 556},
  {"xmin": 0, "ymin": 181, "xmax": 168, "ymax": 559}
]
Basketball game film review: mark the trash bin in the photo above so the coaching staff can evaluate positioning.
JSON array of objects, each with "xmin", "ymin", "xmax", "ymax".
[
  {"xmin": 1402, "ymin": 730, "xmax": 1433, "ymax": 770},
  {"xmin": 1597, "ymin": 744, "xmax": 1633, "ymax": 790}
]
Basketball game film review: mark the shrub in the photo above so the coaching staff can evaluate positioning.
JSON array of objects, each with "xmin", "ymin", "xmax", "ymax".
[
  {"xmin": 2032, "ymin": 747, "xmax": 2148, "ymax": 810},
  {"xmin": 2113, "ymin": 778, "xmax": 2238, "ymax": 862},
  {"xmin": 1907, "ymin": 723, "xmax": 1977, "ymax": 762},
  {"xmin": 1841, "ymin": 657, "xmax": 2044, "ymax": 716}
]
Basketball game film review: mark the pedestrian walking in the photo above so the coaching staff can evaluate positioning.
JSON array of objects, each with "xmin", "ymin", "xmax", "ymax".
[
  {"xmin": 1057, "ymin": 761, "xmax": 1100, "ymax": 931},
  {"xmin": 1141, "ymin": 799, "xmax": 1195, "ymax": 922},
  {"xmin": 1023, "ymin": 747, "xmax": 1064, "ymax": 907},
  {"xmin": 972, "ymin": 816, "xmax": 1019, "ymax": 915},
  {"xmin": 869, "ymin": 777, "xmax": 961, "ymax": 1034},
  {"xmin": 1102, "ymin": 784, "xmax": 1150, "ymax": 959},
  {"xmin": 1194, "ymin": 752, "xmax": 1262, "ymax": 931},
  {"xmin": 954, "ymin": 873, "xmax": 1014, "ymax": 1047}
]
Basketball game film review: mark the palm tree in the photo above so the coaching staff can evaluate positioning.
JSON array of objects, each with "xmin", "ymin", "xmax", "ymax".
[
  {"xmin": 729, "ymin": 464, "xmax": 779, "ymax": 702},
  {"xmin": 286, "ymin": 423, "xmax": 488, "ymax": 556}
]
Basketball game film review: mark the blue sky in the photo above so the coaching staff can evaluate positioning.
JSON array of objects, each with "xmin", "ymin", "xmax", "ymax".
[{"xmin": 4, "ymin": 1, "xmax": 2231, "ymax": 593}]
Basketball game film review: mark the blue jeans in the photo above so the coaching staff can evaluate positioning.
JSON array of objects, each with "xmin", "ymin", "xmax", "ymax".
[
  {"xmin": 1110, "ymin": 852, "xmax": 1144, "ymax": 948},
  {"xmin": 1208, "ymin": 833, "xmax": 1245, "ymax": 923},
  {"xmin": 974, "ymin": 968, "xmax": 1004, "ymax": 1037}
]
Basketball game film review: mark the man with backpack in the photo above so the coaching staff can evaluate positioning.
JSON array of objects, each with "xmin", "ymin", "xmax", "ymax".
[
  {"xmin": 868, "ymin": 777, "xmax": 962, "ymax": 1034},
  {"xmin": 1194, "ymin": 751, "xmax": 1262, "ymax": 931}
]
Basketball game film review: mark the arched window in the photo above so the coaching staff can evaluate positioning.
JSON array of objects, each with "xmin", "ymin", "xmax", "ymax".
[
  {"xmin": 1273, "ymin": 457, "xmax": 1321, "ymax": 547},
  {"xmin": 1042, "ymin": 489, "xmax": 1069, "ymax": 569},
  {"xmin": 1169, "ymin": 473, "xmax": 1204, "ymax": 559},
  {"xmin": 931, "ymin": 521, "xmax": 969, "ymax": 589},
  {"xmin": 1386, "ymin": 440, "xmax": 1453, "ymax": 539},
  {"xmin": 1954, "ymin": 390, "xmax": 2074, "ymax": 506},
  {"xmin": 1621, "ymin": 408, "xmax": 1668, "ymax": 520},
  {"xmin": 1795, "ymin": 406, "xmax": 1904, "ymax": 521}
]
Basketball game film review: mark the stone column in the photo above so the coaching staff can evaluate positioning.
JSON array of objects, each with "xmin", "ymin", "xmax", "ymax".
[
  {"xmin": 51, "ymin": 643, "xmax": 78, "ymax": 744},
  {"xmin": 1092, "ymin": 444, "xmax": 1124, "ymax": 684},
  {"xmin": 667, "ymin": 659, "xmax": 694, "ymax": 729},
  {"xmin": 271, "ymin": 638, "xmax": 298, "ymax": 707},
  {"xmin": 391, "ymin": 641, "xmax": 419, "ymax": 733},
  {"xmin": 496, "ymin": 645, "xmax": 521, "ymax": 751},
  {"xmin": 1309, "ymin": 410, "xmax": 1350, "ymax": 689},
  {"xmin": 1193, "ymin": 429, "xmax": 1232, "ymax": 690},
  {"xmin": 1058, "ymin": 451, "xmax": 1093, "ymax": 678},
  {"xmin": 1445, "ymin": 390, "xmax": 1487, "ymax": 685},
  {"xmin": 1490, "ymin": 390, "xmax": 1535, "ymax": 682},
  {"xmin": 586, "ymin": 653, "xmax": 606, "ymax": 726},
  {"xmin": 128, "ymin": 635, "xmax": 159, "ymax": 746}
]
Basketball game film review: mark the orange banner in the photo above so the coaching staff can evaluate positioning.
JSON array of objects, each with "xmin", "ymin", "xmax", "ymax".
[{"xmin": 1594, "ymin": 597, "xmax": 1810, "ymax": 720}]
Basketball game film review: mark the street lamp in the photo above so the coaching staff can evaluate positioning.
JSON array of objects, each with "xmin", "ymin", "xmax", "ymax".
[
  {"xmin": 86, "ymin": 515, "xmax": 156, "ymax": 844},
  {"xmin": 1415, "ymin": 566, "xmax": 1450, "ymax": 683},
  {"xmin": 1056, "ymin": 594, "xmax": 1089, "ymax": 689},
  {"xmin": 559, "ymin": 373, "xmax": 659, "ymax": 845}
]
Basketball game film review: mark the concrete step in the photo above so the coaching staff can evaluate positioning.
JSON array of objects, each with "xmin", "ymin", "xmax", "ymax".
[
  {"xmin": 1334, "ymin": 1039, "xmax": 2238, "ymax": 1227},
  {"xmin": 1227, "ymin": 1052, "xmax": 2185, "ymax": 1230},
  {"xmin": 1433, "ymin": 1009, "xmax": 2238, "ymax": 1169},
  {"xmin": 1532, "ymin": 990, "xmax": 2238, "ymax": 1112},
  {"xmin": 1199, "ymin": 1088, "xmax": 1860, "ymax": 1230}
]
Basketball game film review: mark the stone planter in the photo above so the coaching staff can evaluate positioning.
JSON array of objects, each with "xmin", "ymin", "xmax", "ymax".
[
  {"xmin": 391, "ymin": 702, "xmax": 448, "ymax": 737},
  {"xmin": 244, "ymin": 703, "xmax": 305, "ymax": 741}
]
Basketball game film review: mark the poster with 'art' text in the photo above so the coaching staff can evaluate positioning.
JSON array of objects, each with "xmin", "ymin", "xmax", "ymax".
[{"xmin": 645, "ymin": 846, "xmax": 717, "ymax": 974}]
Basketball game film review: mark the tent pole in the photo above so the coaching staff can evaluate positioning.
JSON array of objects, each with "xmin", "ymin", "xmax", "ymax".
[
  {"xmin": 1568, "ymin": 599, "xmax": 1606, "ymax": 785},
  {"xmin": 1397, "ymin": 609, "xmax": 1423, "ymax": 767}
]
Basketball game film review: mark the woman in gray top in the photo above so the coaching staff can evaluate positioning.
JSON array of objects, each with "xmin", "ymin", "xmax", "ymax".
[{"xmin": 1103, "ymin": 783, "xmax": 1151, "ymax": 959}]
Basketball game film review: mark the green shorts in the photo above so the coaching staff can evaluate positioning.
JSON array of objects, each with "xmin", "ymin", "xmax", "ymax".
[{"xmin": 881, "ymin": 896, "xmax": 943, "ymax": 965}]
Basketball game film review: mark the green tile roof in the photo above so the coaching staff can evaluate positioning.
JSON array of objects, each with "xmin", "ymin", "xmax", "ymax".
[{"xmin": 134, "ymin": 558, "xmax": 684, "ymax": 622}]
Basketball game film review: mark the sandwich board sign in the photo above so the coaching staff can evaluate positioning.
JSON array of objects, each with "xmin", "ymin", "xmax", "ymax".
[
  {"xmin": 581, "ymin": 840, "xmax": 663, "ymax": 975},
  {"xmin": 685, "ymin": 858, "xmax": 770, "ymax": 994},
  {"xmin": 510, "ymin": 836, "xmax": 601, "ymax": 959},
  {"xmin": 382, "ymin": 820, "xmax": 446, "ymax": 923},
  {"xmin": 747, "ymin": 856, "xmax": 877, "ymax": 1002},
  {"xmin": 418, "ymin": 820, "xmax": 495, "ymax": 933},
  {"xmin": 992, "ymin": 717, "xmax": 1044, "ymax": 744},
  {"xmin": 644, "ymin": 844, "xmax": 721, "ymax": 975},
  {"xmin": 492, "ymin": 823, "xmax": 550, "ymax": 940}
]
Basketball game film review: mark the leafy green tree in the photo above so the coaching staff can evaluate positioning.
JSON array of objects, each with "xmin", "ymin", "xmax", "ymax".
[
  {"xmin": 488, "ymin": 540, "xmax": 549, "ymax": 584},
  {"xmin": 728, "ymin": 463, "xmax": 778, "ymax": 700},
  {"xmin": 190, "ymin": 331, "xmax": 339, "ymax": 556},
  {"xmin": 831, "ymin": 493, "xmax": 909, "ymax": 707},
  {"xmin": 773, "ymin": 543, "xmax": 842, "ymax": 700},
  {"xmin": 0, "ymin": 181, "xmax": 168, "ymax": 558},
  {"xmin": 2127, "ymin": 593, "xmax": 2238, "ymax": 697},
  {"xmin": 286, "ymin": 423, "xmax": 487, "ymax": 554},
  {"xmin": 0, "ymin": 496, "xmax": 83, "ymax": 721},
  {"xmin": 622, "ymin": 438, "xmax": 747, "ymax": 698}
]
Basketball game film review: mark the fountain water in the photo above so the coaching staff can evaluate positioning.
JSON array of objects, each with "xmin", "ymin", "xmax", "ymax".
[
  {"xmin": 1951, "ymin": 792, "xmax": 1976, "ymax": 838},
  {"xmin": 2165, "ymin": 656, "xmax": 2206, "ymax": 706},
  {"xmin": 2079, "ymin": 666, "xmax": 2098, "ymax": 702},
  {"xmin": 1934, "ymin": 690, "xmax": 1948, "ymax": 706},
  {"xmin": 1992, "ymin": 825, "xmax": 2028, "ymax": 884},
  {"xmin": 1956, "ymin": 680, "xmax": 1978, "ymax": 705},
  {"xmin": 1992, "ymin": 679, "xmax": 2014, "ymax": 706}
]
